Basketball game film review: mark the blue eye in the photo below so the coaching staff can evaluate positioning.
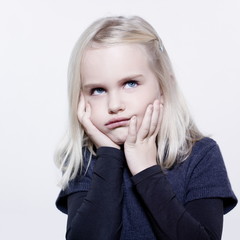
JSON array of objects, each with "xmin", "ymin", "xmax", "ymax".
[
  {"xmin": 125, "ymin": 81, "xmax": 138, "ymax": 89},
  {"xmin": 91, "ymin": 88, "xmax": 105, "ymax": 95}
]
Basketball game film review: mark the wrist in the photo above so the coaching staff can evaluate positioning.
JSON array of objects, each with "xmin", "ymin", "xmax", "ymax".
[
  {"xmin": 130, "ymin": 163, "xmax": 157, "ymax": 176},
  {"xmin": 97, "ymin": 146, "xmax": 125, "ymax": 161},
  {"xmin": 132, "ymin": 165, "xmax": 162, "ymax": 184},
  {"xmin": 96, "ymin": 143, "xmax": 120, "ymax": 150}
]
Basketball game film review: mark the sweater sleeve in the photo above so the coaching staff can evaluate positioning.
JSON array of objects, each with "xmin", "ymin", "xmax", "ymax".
[
  {"xmin": 63, "ymin": 147, "xmax": 124, "ymax": 240},
  {"xmin": 132, "ymin": 166, "xmax": 223, "ymax": 239},
  {"xmin": 131, "ymin": 138, "xmax": 237, "ymax": 239},
  {"xmin": 185, "ymin": 143, "xmax": 237, "ymax": 213}
]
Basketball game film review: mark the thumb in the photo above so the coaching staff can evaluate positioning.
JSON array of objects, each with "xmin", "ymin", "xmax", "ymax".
[{"xmin": 126, "ymin": 116, "xmax": 137, "ymax": 144}]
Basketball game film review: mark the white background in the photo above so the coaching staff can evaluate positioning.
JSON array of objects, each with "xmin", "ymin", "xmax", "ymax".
[{"xmin": 0, "ymin": 0, "xmax": 239, "ymax": 239}]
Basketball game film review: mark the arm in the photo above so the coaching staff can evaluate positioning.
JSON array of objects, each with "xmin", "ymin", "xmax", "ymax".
[
  {"xmin": 132, "ymin": 166, "xmax": 223, "ymax": 240},
  {"xmin": 66, "ymin": 147, "xmax": 124, "ymax": 240}
]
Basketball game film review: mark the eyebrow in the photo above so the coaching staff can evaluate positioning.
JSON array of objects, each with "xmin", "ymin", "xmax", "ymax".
[{"xmin": 82, "ymin": 74, "xmax": 143, "ymax": 90}]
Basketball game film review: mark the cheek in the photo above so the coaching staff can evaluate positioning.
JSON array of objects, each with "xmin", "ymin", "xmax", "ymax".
[
  {"xmin": 135, "ymin": 102, "xmax": 149, "ymax": 128},
  {"xmin": 89, "ymin": 106, "xmax": 99, "ymax": 120},
  {"xmin": 88, "ymin": 103, "xmax": 105, "ymax": 128},
  {"xmin": 135, "ymin": 90, "xmax": 162, "ymax": 127}
]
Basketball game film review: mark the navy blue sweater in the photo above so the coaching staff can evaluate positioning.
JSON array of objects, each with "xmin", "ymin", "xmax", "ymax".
[{"xmin": 56, "ymin": 138, "xmax": 237, "ymax": 239}]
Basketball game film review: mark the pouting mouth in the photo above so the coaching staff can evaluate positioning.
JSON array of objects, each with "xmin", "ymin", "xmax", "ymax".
[
  {"xmin": 105, "ymin": 118, "xmax": 131, "ymax": 129},
  {"xmin": 105, "ymin": 117, "xmax": 131, "ymax": 125}
]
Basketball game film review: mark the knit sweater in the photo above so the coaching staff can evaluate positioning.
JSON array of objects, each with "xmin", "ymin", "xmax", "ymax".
[{"xmin": 56, "ymin": 137, "xmax": 237, "ymax": 239}]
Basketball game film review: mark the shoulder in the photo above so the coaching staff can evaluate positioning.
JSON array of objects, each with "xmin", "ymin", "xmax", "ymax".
[
  {"xmin": 169, "ymin": 137, "xmax": 222, "ymax": 178},
  {"xmin": 167, "ymin": 137, "xmax": 237, "ymax": 213},
  {"xmin": 185, "ymin": 137, "xmax": 237, "ymax": 213},
  {"xmin": 183, "ymin": 137, "xmax": 224, "ymax": 173},
  {"xmin": 55, "ymin": 148, "xmax": 97, "ymax": 214},
  {"xmin": 190, "ymin": 137, "xmax": 218, "ymax": 157}
]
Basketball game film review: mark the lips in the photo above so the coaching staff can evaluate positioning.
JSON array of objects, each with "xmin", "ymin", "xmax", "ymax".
[{"xmin": 105, "ymin": 117, "xmax": 130, "ymax": 129}]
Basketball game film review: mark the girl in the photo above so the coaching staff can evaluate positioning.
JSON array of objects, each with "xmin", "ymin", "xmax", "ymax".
[{"xmin": 55, "ymin": 16, "xmax": 237, "ymax": 240}]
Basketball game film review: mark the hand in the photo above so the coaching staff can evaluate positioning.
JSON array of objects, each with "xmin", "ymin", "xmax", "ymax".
[
  {"xmin": 124, "ymin": 100, "xmax": 163, "ymax": 175},
  {"xmin": 77, "ymin": 95, "xmax": 120, "ymax": 149}
]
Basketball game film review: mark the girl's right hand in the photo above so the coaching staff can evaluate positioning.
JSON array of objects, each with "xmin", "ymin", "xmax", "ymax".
[{"xmin": 77, "ymin": 94, "xmax": 120, "ymax": 149}]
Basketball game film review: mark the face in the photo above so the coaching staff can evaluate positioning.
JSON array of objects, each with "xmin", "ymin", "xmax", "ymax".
[{"xmin": 81, "ymin": 44, "xmax": 163, "ymax": 145}]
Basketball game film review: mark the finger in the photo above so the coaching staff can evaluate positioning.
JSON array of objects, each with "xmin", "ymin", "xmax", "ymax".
[
  {"xmin": 85, "ymin": 103, "xmax": 91, "ymax": 119},
  {"xmin": 77, "ymin": 94, "xmax": 86, "ymax": 122},
  {"xmin": 80, "ymin": 103, "xmax": 93, "ymax": 131},
  {"xmin": 138, "ymin": 104, "xmax": 153, "ymax": 140},
  {"xmin": 126, "ymin": 116, "xmax": 137, "ymax": 144},
  {"xmin": 78, "ymin": 95, "xmax": 92, "ymax": 130},
  {"xmin": 148, "ymin": 100, "xmax": 160, "ymax": 136},
  {"xmin": 153, "ymin": 103, "xmax": 163, "ymax": 137}
]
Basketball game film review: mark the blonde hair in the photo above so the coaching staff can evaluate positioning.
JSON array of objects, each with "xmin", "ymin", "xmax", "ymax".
[{"xmin": 55, "ymin": 16, "xmax": 203, "ymax": 189}]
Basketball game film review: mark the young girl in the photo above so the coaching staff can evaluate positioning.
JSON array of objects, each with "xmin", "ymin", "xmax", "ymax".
[{"xmin": 55, "ymin": 16, "xmax": 237, "ymax": 240}]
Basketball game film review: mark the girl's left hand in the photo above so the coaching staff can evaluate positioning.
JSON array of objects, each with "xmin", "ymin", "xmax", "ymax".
[{"xmin": 124, "ymin": 100, "xmax": 163, "ymax": 175}]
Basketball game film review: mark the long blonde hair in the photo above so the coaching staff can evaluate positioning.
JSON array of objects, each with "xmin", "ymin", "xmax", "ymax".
[{"xmin": 55, "ymin": 16, "xmax": 203, "ymax": 189}]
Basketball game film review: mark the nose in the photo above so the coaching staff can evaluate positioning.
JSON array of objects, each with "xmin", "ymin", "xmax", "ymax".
[{"xmin": 108, "ymin": 92, "xmax": 125, "ymax": 114}]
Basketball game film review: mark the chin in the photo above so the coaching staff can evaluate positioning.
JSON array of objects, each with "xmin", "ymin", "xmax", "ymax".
[
  {"xmin": 111, "ymin": 136, "xmax": 127, "ymax": 145},
  {"xmin": 108, "ymin": 129, "xmax": 128, "ymax": 145}
]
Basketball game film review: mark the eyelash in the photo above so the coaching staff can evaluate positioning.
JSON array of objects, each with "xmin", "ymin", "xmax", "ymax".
[
  {"xmin": 90, "ymin": 80, "xmax": 139, "ymax": 96},
  {"xmin": 90, "ymin": 88, "xmax": 105, "ymax": 96},
  {"xmin": 124, "ymin": 80, "xmax": 138, "ymax": 88}
]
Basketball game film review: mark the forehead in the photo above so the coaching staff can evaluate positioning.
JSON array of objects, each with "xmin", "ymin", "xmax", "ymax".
[{"xmin": 81, "ymin": 44, "xmax": 152, "ymax": 83}]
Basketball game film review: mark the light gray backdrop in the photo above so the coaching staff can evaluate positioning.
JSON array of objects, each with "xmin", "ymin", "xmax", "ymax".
[{"xmin": 0, "ymin": 0, "xmax": 239, "ymax": 239}]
